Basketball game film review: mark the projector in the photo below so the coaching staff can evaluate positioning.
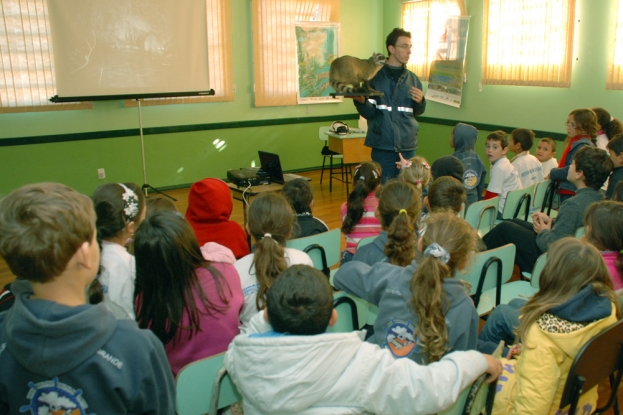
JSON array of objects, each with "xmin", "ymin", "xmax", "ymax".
[{"xmin": 227, "ymin": 168, "xmax": 270, "ymax": 187}]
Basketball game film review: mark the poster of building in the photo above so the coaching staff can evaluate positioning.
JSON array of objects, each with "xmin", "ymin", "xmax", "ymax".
[
  {"xmin": 295, "ymin": 22, "xmax": 341, "ymax": 104},
  {"xmin": 425, "ymin": 16, "xmax": 470, "ymax": 108}
]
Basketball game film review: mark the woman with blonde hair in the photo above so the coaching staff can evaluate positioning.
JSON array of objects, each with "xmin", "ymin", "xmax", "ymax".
[
  {"xmin": 234, "ymin": 193, "xmax": 313, "ymax": 326},
  {"xmin": 335, "ymin": 211, "xmax": 479, "ymax": 364}
]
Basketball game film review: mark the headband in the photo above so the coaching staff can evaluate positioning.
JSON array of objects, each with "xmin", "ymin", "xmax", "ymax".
[
  {"xmin": 423, "ymin": 243, "xmax": 450, "ymax": 264},
  {"xmin": 118, "ymin": 183, "xmax": 139, "ymax": 222}
]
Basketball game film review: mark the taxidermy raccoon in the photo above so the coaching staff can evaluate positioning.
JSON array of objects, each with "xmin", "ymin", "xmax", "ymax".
[{"xmin": 329, "ymin": 52, "xmax": 387, "ymax": 94}]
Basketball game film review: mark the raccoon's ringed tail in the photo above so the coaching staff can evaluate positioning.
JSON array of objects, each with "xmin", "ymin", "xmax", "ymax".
[{"xmin": 330, "ymin": 81, "xmax": 354, "ymax": 93}]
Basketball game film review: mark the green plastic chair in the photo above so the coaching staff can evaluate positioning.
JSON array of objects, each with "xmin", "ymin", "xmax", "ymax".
[
  {"xmin": 499, "ymin": 252, "xmax": 546, "ymax": 305},
  {"xmin": 286, "ymin": 228, "xmax": 341, "ymax": 279},
  {"xmin": 496, "ymin": 183, "xmax": 535, "ymax": 223},
  {"xmin": 356, "ymin": 235, "xmax": 376, "ymax": 250},
  {"xmin": 528, "ymin": 179, "xmax": 551, "ymax": 217},
  {"xmin": 575, "ymin": 226, "xmax": 585, "ymax": 238},
  {"xmin": 464, "ymin": 197, "xmax": 499, "ymax": 237},
  {"xmin": 328, "ymin": 291, "xmax": 361, "ymax": 333},
  {"xmin": 176, "ymin": 352, "xmax": 241, "ymax": 415},
  {"xmin": 456, "ymin": 243, "xmax": 516, "ymax": 316},
  {"xmin": 439, "ymin": 341, "xmax": 503, "ymax": 415}
]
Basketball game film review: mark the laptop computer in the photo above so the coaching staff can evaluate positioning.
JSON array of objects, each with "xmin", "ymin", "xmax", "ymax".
[{"xmin": 258, "ymin": 151, "xmax": 299, "ymax": 184}]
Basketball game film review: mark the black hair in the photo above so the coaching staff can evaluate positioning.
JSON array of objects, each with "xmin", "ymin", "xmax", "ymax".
[
  {"xmin": 282, "ymin": 178, "xmax": 313, "ymax": 214},
  {"xmin": 574, "ymin": 146, "xmax": 613, "ymax": 190},
  {"xmin": 267, "ymin": 265, "xmax": 333, "ymax": 335},
  {"xmin": 511, "ymin": 128, "xmax": 535, "ymax": 151},
  {"xmin": 341, "ymin": 162, "xmax": 382, "ymax": 234},
  {"xmin": 607, "ymin": 133, "xmax": 623, "ymax": 155},
  {"xmin": 612, "ymin": 181, "xmax": 623, "ymax": 202},
  {"xmin": 428, "ymin": 176, "xmax": 466, "ymax": 213},
  {"xmin": 146, "ymin": 196, "xmax": 178, "ymax": 217},
  {"xmin": 487, "ymin": 130, "xmax": 509, "ymax": 149},
  {"xmin": 134, "ymin": 212, "xmax": 231, "ymax": 345},
  {"xmin": 92, "ymin": 182, "xmax": 145, "ymax": 243},
  {"xmin": 592, "ymin": 107, "xmax": 623, "ymax": 140},
  {"xmin": 386, "ymin": 28, "xmax": 411, "ymax": 55}
]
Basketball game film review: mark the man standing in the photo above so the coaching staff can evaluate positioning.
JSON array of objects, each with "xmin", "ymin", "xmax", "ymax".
[{"xmin": 351, "ymin": 28, "xmax": 426, "ymax": 182}]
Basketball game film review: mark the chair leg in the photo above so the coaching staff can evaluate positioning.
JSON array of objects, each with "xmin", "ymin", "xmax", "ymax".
[
  {"xmin": 329, "ymin": 156, "xmax": 334, "ymax": 192},
  {"xmin": 320, "ymin": 156, "xmax": 327, "ymax": 184}
]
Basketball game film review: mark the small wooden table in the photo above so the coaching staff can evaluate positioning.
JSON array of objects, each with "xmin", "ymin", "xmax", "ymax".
[
  {"xmin": 227, "ymin": 182, "xmax": 283, "ymax": 225},
  {"xmin": 326, "ymin": 131, "xmax": 371, "ymax": 193}
]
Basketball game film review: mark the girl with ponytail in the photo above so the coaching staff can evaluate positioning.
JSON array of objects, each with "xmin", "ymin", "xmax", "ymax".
[
  {"xmin": 352, "ymin": 179, "xmax": 421, "ymax": 266},
  {"xmin": 234, "ymin": 193, "xmax": 313, "ymax": 326},
  {"xmin": 340, "ymin": 162, "xmax": 382, "ymax": 264},
  {"xmin": 335, "ymin": 211, "xmax": 479, "ymax": 364}
]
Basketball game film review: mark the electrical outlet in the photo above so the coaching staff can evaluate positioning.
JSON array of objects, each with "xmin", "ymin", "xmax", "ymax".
[{"xmin": 98, "ymin": 168, "xmax": 106, "ymax": 179}]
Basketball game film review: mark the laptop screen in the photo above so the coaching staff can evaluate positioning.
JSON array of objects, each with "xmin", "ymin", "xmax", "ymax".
[{"xmin": 258, "ymin": 151, "xmax": 285, "ymax": 184}]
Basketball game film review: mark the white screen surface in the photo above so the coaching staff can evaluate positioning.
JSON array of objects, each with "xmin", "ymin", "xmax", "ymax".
[{"xmin": 47, "ymin": 0, "xmax": 210, "ymax": 100}]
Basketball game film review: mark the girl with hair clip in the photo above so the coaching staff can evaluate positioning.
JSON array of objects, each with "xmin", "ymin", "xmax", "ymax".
[
  {"xmin": 492, "ymin": 237, "xmax": 620, "ymax": 415},
  {"xmin": 335, "ymin": 211, "xmax": 479, "ymax": 364},
  {"xmin": 548, "ymin": 108, "xmax": 597, "ymax": 203},
  {"xmin": 340, "ymin": 162, "xmax": 383, "ymax": 264},
  {"xmin": 397, "ymin": 154, "xmax": 432, "ymax": 192},
  {"xmin": 583, "ymin": 200, "xmax": 623, "ymax": 291},
  {"xmin": 91, "ymin": 182, "xmax": 145, "ymax": 319},
  {"xmin": 133, "ymin": 212, "xmax": 244, "ymax": 377},
  {"xmin": 234, "ymin": 193, "xmax": 313, "ymax": 326},
  {"xmin": 353, "ymin": 180, "xmax": 421, "ymax": 266},
  {"xmin": 592, "ymin": 107, "xmax": 623, "ymax": 150}
]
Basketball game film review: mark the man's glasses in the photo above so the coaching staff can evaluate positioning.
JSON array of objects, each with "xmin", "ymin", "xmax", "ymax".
[{"xmin": 395, "ymin": 44, "xmax": 413, "ymax": 50}]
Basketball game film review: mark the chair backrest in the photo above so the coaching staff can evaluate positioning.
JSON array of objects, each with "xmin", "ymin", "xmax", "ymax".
[
  {"xmin": 575, "ymin": 226, "xmax": 585, "ymax": 238},
  {"xmin": 319, "ymin": 125, "xmax": 331, "ymax": 141},
  {"xmin": 529, "ymin": 252, "xmax": 547, "ymax": 289},
  {"xmin": 464, "ymin": 197, "xmax": 499, "ymax": 237},
  {"xmin": 501, "ymin": 184, "xmax": 535, "ymax": 221},
  {"xmin": 457, "ymin": 243, "xmax": 516, "ymax": 308},
  {"xmin": 328, "ymin": 292, "xmax": 360, "ymax": 333},
  {"xmin": 531, "ymin": 179, "xmax": 551, "ymax": 211},
  {"xmin": 176, "ymin": 352, "xmax": 241, "ymax": 415},
  {"xmin": 559, "ymin": 319, "xmax": 623, "ymax": 415},
  {"xmin": 356, "ymin": 235, "xmax": 376, "ymax": 250},
  {"xmin": 541, "ymin": 180, "xmax": 559, "ymax": 215},
  {"xmin": 286, "ymin": 228, "xmax": 341, "ymax": 277}
]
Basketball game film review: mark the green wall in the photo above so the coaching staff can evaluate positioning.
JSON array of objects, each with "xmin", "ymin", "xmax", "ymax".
[{"xmin": 0, "ymin": 0, "xmax": 619, "ymax": 196}]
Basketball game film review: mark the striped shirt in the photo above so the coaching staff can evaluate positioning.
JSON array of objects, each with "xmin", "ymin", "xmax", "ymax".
[{"xmin": 341, "ymin": 193, "xmax": 382, "ymax": 254}]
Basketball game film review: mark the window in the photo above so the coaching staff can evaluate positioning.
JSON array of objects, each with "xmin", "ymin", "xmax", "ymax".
[
  {"xmin": 0, "ymin": 0, "xmax": 232, "ymax": 113},
  {"xmin": 607, "ymin": 0, "xmax": 623, "ymax": 89},
  {"xmin": 401, "ymin": 0, "xmax": 466, "ymax": 82},
  {"xmin": 252, "ymin": 0, "xmax": 339, "ymax": 107},
  {"xmin": 0, "ymin": 0, "xmax": 91, "ymax": 112},
  {"xmin": 482, "ymin": 0, "xmax": 575, "ymax": 87}
]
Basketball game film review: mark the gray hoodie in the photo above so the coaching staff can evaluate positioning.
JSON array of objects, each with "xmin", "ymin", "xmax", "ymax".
[
  {"xmin": 334, "ymin": 259, "xmax": 479, "ymax": 364},
  {"xmin": 0, "ymin": 279, "xmax": 175, "ymax": 414}
]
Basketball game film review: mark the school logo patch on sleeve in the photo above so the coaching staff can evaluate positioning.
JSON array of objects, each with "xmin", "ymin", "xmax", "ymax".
[
  {"xmin": 20, "ymin": 377, "xmax": 91, "ymax": 415},
  {"xmin": 383, "ymin": 319, "xmax": 419, "ymax": 358}
]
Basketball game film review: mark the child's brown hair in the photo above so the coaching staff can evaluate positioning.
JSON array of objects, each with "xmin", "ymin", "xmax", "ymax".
[
  {"xmin": 511, "ymin": 128, "xmax": 535, "ymax": 151},
  {"xmin": 539, "ymin": 137, "xmax": 557, "ymax": 153},
  {"xmin": 399, "ymin": 156, "xmax": 431, "ymax": 190},
  {"xmin": 0, "ymin": 183, "xmax": 95, "ymax": 283},
  {"xmin": 486, "ymin": 130, "xmax": 509, "ymax": 149},
  {"xmin": 427, "ymin": 177, "xmax": 466, "ymax": 214}
]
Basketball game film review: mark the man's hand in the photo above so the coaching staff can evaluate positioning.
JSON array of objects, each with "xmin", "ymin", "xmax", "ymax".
[
  {"xmin": 345, "ymin": 95, "xmax": 366, "ymax": 104},
  {"xmin": 410, "ymin": 86, "xmax": 423, "ymax": 104}
]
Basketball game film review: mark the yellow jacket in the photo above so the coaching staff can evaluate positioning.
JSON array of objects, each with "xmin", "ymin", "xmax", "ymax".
[{"xmin": 493, "ymin": 304, "xmax": 617, "ymax": 415}]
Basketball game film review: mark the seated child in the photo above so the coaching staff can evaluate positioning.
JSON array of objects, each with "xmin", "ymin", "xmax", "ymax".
[
  {"xmin": 483, "ymin": 146, "xmax": 612, "ymax": 273},
  {"xmin": 234, "ymin": 193, "xmax": 313, "ymax": 326},
  {"xmin": 340, "ymin": 162, "xmax": 383, "ymax": 264},
  {"xmin": 92, "ymin": 182, "xmax": 145, "ymax": 319},
  {"xmin": 535, "ymin": 137, "xmax": 558, "ymax": 177},
  {"xmin": 486, "ymin": 238, "xmax": 619, "ymax": 415},
  {"xmin": 509, "ymin": 128, "xmax": 543, "ymax": 188},
  {"xmin": 593, "ymin": 107, "xmax": 623, "ymax": 150},
  {"xmin": 282, "ymin": 178, "xmax": 329, "ymax": 238},
  {"xmin": 397, "ymin": 154, "xmax": 432, "ymax": 194},
  {"xmin": 224, "ymin": 264, "xmax": 502, "ymax": 415},
  {"xmin": 451, "ymin": 122, "xmax": 487, "ymax": 205},
  {"xmin": 185, "ymin": 178, "xmax": 250, "ymax": 259},
  {"xmin": 352, "ymin": 180, "xmax": 420, "ymax": 266},
  {"xmin": 134, "ymin": 212, "xmax": 244, "ymax": 377},
  {"xmin": 430, "ymin": 155, "xmax": 465, "ymax": 183},
  {"xmin": 418, "ymin": 176, "xmax": 467, "ymax": 236},
  {"xmin": 0, "ymin": 183, "xmax": 175, "ymax": 413},
  {"xmin": 484, "ymin": 131, "xmax": 522, "ymax": 215},
  {"xmin": 606, "ymin": 133, "xmax": 623, "ymax": 199},
  {"xmin": 335, "ymin": 212, "xmax": 480, "ymax": 364},
  {"xmin": 145, "ymin": 195, "xmax": 179, "ymax": 216}
]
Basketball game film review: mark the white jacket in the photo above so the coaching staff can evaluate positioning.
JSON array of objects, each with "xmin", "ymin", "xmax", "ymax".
[{"xmin": 224, "ymin": 311, "xmax": 489, "ymax": 415}]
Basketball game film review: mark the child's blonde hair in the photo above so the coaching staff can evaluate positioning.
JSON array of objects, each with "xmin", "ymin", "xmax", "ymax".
[
  {"xmin": 517, "ymin": 237, "xmax": 621, "ymax": 346},
  {"xmin": 247, "ymin": 193, "xmax": 293, "ymax": 310},
  {"xmin": 410, "ymin": 212, "xmax": 478, "ymax": 363},
  {"xmin": 376, "ymin": 180, "xmax": 421, "ymax": 266},
  {"xmin": 400, "ymin": 156, "xmax": 431, "ymax": 189}
]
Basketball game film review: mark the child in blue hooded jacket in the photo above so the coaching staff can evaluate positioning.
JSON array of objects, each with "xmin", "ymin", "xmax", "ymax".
[{"xmin": 451, "ymin": 123, "xmax": 487, "ymax": 205}]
